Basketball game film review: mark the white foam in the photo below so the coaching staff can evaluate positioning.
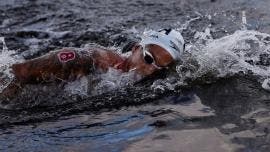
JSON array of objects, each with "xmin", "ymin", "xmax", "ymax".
[
  {"xmin": 64, "ymin": 68, "xmax": 143, "ymax": 96},
  {"xmin": 64, "ymin": 76, "xmax": 89, "ymax": 96},
  {"xmin": 175, "ymin": 29, "xmax": 270, "ymax": 90},
  {"xmin": 91, "ymin": 68, "xmax": 142, "ymax": 95},
  {"xmin": 0, "ymin": 37, "xmax": 24, "ymax": 93},
  {"xmin": 262, "ymin": 78, "xmax": 270, "ymax": 91}
]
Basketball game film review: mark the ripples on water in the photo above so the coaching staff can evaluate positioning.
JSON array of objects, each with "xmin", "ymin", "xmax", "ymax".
[
  {"xmin": 1, "ymin": 0, "xmax": 270, "ymax": 151},
  {"xmin": 0, "ymin": 112, "xmax": 152, "ymax": 151}
]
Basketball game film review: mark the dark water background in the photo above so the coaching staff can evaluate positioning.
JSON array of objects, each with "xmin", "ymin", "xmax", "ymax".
[{"xmin": 1, "ymin": 0, "xmax": 270, "ymax": 151}]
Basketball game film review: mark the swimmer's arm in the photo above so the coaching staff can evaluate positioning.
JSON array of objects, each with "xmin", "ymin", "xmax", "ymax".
[{"xmin": 11, "ymin": 48, "xmax": 94, "ymax": 83}]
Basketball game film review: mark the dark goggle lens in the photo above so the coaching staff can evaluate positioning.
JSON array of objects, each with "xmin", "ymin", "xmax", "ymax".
[{"xmin": 144, "ymin": 54, "xmax": 154, "ymax": 64}]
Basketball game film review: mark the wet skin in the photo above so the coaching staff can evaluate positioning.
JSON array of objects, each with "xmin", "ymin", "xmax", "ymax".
[{"xmin": 11, "ymin": 44, "xmax": 175, "ymax": 83}]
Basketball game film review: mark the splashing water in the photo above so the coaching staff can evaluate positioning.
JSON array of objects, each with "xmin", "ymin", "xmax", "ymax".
[
  {"xmin": 91, "ymin": 68, "xmax": 142, "ymax": 96},
  {"xmin": 2, "ymin": 28, "xmax": 269, "ymax": 96},
  {"xmin": 68, "ymin": 28, "xmax": 270, "ymax": 95},
  {"xmin": 176, "ymin": 29, "xmax": 270, "ymax": 90},
  {"xmin": 64, "ymin": 68, "xmax": 142, "ymax": 96},
  {"xmin": 64, "ymin": 76, "xmax": 90, "ymax": 96},
  {"xmin": 0, "ymin": 37, "xmax": 8, "ymax": 52},
  {"xmin": 0, "ymin": 37, "xmax": 24, "ymax": 93}
]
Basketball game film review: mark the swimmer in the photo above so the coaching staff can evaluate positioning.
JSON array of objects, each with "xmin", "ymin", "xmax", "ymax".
[{"xmin": 1, "ymin": 29, "xmax": 184, "ymax": 97}]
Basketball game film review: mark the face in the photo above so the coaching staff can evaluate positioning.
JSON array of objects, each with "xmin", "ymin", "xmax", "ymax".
[{"xmin": 126, "ymin": 43, "xmax": 174, "ymax": 76}]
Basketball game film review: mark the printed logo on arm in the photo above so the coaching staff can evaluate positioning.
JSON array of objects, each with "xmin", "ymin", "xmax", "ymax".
[{"xmin": 57, "ymin": 50, "xmax": 76, "ymax": 62}]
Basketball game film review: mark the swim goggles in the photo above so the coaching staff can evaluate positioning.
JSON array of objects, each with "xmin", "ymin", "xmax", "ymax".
[{"xmin": 140, "ymin": 44, "xmax": 164, "ymax": 69}]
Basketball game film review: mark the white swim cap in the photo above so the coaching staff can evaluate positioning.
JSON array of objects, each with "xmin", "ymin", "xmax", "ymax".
[{"xmin": 140, "ymin": 29, "xmax": 185, "ymax": 61}]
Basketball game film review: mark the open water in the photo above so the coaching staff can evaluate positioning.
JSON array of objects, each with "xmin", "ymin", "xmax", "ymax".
[{"xmin": 0, "ymin": 0, "xmax": 270, "ymax": 151}]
